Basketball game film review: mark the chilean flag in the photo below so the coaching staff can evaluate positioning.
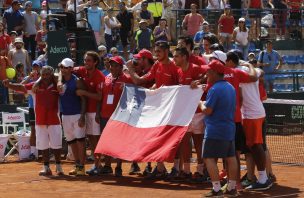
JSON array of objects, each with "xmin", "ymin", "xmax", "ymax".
[{"xmin": 95, "ymin": 84, "xmax": 203, "ymax": 162}]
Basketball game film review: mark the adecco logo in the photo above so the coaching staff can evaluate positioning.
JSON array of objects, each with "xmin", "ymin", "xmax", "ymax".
[
  {"xmin": 7, "ymin": 115, "xmax": 22, "ymax": 120},
  {"xmin": 50, "ymin": 46, "xmax": 68, "ymax": 54}
]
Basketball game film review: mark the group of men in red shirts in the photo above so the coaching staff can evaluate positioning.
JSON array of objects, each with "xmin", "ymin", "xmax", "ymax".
[{"xmin": 3, "ymin": 36, "xmax": 274, "ymax": 197}]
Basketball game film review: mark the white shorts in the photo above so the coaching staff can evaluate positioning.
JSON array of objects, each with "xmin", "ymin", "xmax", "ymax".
[
  {"xmin": 35, "ymin": 125, "xmax": 62, "ymax": 150},
  {"xmin": 62, "ymin": 114, "xmax": 86, "ymax": 142},
  {"xmin": 187, "ymin": 113, "xmax": 205, "ymax": 134},
  {"xmin": 85, "ymin": 112, "xmax": 101, "ymax": 136}
]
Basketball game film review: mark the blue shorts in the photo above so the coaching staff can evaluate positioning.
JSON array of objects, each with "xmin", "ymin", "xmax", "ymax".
[{"xmin": 202, "ymin": 139, "xmax": 235, "ymax": 158}]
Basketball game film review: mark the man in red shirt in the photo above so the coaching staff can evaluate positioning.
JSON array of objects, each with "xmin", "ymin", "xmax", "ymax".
[
  {"xmin": 128, "ymin": 41, "xmax": 179, "ymax": 179},
  {"xmin": 3, "ymin": 66, "xmax": 63, "ymax": 176},
  {"xmin": 128, "ymin": 41, "xmax": 179, "ymax": 89},
  {"xmin": 126, "ymin": 49, "xmax": 155, "ymax": 175},
  {"xmin": 91, "ymin": 56, "xmax": 133, "ymax": 177},
  {"xmin": 59, "ymin": 51, "xmax": 105, "ymax": 175},
  {"xmin": 166, "ymin": 47, "xmax": 208, "ymax": 181},
  {"xmin": 177, "ymin": 36, "xmax": 208, "ymax": 66}
]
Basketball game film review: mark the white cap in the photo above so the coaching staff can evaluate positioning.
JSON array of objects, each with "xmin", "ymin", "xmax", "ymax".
[
  {"xmin": 14, "ymin": 37, "xmax": 24, "ymax": 44},
  {"xmin": 211, "ymin": 50, "xmax": 227, "ymax": 64},
  {"xmin": 239, "ymin": 17, "xmax": 246, "ymax": 22},
  {"xmin": 98, "ymin": 45, "xmax": 106, "ymax": 51},
  {"xmin": 59, "ymin": 58, "xmax": 74, "ymax": 67}
]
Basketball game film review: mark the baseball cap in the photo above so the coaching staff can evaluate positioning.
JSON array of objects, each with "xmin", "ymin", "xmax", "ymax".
[
  {"xmin": 59, "ymin": 58, "xmax": 74, "ymax": 67},
  {"xmin": 32, "ymin": 60, "xmax": 42, "ymax": 67},
  {"xmin": 12, "ymin": 0, "xmax": 21, "ymax": 5},
  {"xmin": 202, "ymin": 21, "xmax": 209, "ymax": 25},
  {"xmin": 210, "ymin": 50, "xmax": 227, "ymax": 64},
  {"xmin": 110, "ymin": 56, "xmax": 124, "ymax": 66},
  {"xmin": 24, "ymin": 1, "xmax": 32, "ymax": 7},
  {"xmin": 9, "ymin": 31, "xmax": 18, "ymax": 36},
  {"xmin": 207, "ymin": 60, "xmax": 226, "ymax": 74},
  {"xmin": 98, "ymin": 45, "xmax": 107, "ymax": 51},
  {"xmin": 139, "ymin": 19, "xmax": 148, "ymax": 24},
  {"xmin": 14, "ymin": 37, "xmax": 24, "ymax": 44},
  {"xmin": 239, "ymin": 17, "xmax": 246, "ymax": 22},
  {"xmin": 133, "ymin": 49, "xmax": 153, "ymax": 60},
  {"xmin": 41, "ymin": 0, "xmax": 46, "ymax": 6}
]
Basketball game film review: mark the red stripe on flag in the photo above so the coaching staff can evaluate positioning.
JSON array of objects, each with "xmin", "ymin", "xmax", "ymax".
[{"xmin": 95, "ymin": 120, "xmax": 188, "ymax": 162}]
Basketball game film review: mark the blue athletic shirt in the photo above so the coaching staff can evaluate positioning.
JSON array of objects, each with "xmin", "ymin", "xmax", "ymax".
[
  {"xmin": 60, "ymin": 74, "xmax": 81, "ymax": 115},
  {"xmin": 87, "ymin": 7, "xmax": 104, "ymax": 32},
  {"xmin": 204, "ymin": 80, "xmax": 236, "ymax": 141}
]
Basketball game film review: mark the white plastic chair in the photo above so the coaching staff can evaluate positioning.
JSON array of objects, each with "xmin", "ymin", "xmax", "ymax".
[{"xmin": 1, "ymin": 112, "xmax": 28, "ymax": 160}]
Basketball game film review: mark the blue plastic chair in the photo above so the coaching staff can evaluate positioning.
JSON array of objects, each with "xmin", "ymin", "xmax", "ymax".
[{"xmin": 285, "ymin": 55, "xmax": 299, "ymax": 65}]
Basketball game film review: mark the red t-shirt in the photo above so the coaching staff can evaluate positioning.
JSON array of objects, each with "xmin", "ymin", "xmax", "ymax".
[
  {"xmin": 189, "ymin": 54, "xmax": 207, "ymax": 66},
  {"xmin": 101, "ymin": 73, "xmax": 133, "ymax": 119},
  {"xmin": 143, "ymin": 60, "xmax": 179, "ymax": 88},
  {"xmin": 177, "ymin": 63, "xmax": 208, "ymax": 113},
  {"xmin": 0, "ymin": 34, "xmax": 11, "ymax": 50},
  {"xmin": 223, "ymin": 67, "xmax": 251, "ymax": 122},
  {"xmin": 250, "ymin": 0, "xmax": 262, "ymax": 8},
  {"xmin": 177, "ymin": 63, "xmax": 207, "ymax": 85},
  {"xmin": 218, "ymin": 16, "xmax": 235, "ymax": 34},
  {"xmin": 205, "ymin": 67, "xmax": 251, "ymax": 122},
  {"xmin": 288, "ymin": 0, "xmax": 301, "ymax": 12},
  {"xmin": 35, "ymin": 30, "xmax": 47, "ymax": 51},
  {"xmin": 73, "ymin": 66, "xmax": 105, "ymax": 113},
  {"xmin": 25, "ymin": 82, "xmax": 60, "ymax": 125}
]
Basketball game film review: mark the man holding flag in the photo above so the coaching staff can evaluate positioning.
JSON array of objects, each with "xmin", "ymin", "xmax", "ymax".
[{"xmin": 127, "ymin": 41, "xmax": 179, "ymax": 179}]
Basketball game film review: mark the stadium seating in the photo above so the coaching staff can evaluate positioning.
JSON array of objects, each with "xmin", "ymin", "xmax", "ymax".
[{"xmin": 284, "ymin": 55, "xmax": 299, "ymax": 65}]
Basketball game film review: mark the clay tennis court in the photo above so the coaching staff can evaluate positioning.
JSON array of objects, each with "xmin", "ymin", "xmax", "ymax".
[{"xmin": 0, "ymin": 158, "xmax": 303, "ymax": 198}]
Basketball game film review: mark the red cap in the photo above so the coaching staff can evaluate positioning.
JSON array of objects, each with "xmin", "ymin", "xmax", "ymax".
[
  {"xmin": 134, "ymin": 49, "xmax": 153, "ymax": 60},
  {"xmin": 110, "ymin": 56, "xmax": 124, "ymax": 66},
  {"xmin": 207, "ymin": 60, "xmax": 226, "ymax": 74}
]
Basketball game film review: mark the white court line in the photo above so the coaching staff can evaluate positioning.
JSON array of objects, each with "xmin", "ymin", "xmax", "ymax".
[{"xmin": 270, "ymin": 193, "xmax": 303, "ymax": 198}]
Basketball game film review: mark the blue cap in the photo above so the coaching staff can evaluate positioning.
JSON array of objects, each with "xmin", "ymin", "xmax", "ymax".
[
  {"xmin": 24, "ymin": 0, "xmax": 32, "ymax": 7},
  {"xmin": 106, "ymin": 53, "xmax": 113, "ymax": 58},
  {"xmin": 32, "ymin": 60, "xmax": 42, "ymax": 67}
]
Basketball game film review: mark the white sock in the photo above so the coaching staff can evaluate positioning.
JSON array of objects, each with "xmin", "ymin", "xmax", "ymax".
[
  {"xmin": 197, "ymin": 163, "xmax": 204, "ymax": 175},
  {"xmin": 212, "ymin": 181, "xmax": 221, "ymax": 192},
  {"xmin": 184, "ymin": 163, "xmax": 191, "ymax": 174},
  {"xmin": 173, "ymin": 159, "xmax": 180, "ymax": 171},
  {"xmin": 258, "ymin": 170, "xmax": 268, "ymax": 184},
  {"xmin": 227, "ymin": 180, "xmax": 236, "ymax": 191},
  {"xmin": 157, "ymin": 162, "xmax": 165, "ymax": 172},
  {"xmin": 30, "ymin": 146, "xmax": 36, "ymax": 154}
]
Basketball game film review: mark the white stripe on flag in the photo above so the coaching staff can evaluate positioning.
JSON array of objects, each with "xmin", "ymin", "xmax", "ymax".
[{"xmin": 125, "ymin": 85, "xmax": 203, "ymax": 128}]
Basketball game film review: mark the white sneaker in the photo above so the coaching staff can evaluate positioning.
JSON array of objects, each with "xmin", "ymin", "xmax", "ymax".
[
  {"xmin": 39, "ymin": 165, "xmax": 52, "ymax": 176},
  {"xmin": 55, "ymin": 164, "xmax": 64, "ymax": 176}
]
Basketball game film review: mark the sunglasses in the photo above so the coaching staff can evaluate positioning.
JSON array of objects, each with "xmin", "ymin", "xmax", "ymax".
[{"xmin": 60, "ymin": 66, "xmax": 73, "ymax": 69}]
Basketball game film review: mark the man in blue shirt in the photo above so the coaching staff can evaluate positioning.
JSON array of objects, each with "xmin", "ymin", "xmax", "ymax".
[
  {"xmin": 3, "ymin": 0, "xmax": 24, "ymax": 36},
  {"xmin": 257, "ymin": 40, "xmax": 282, "ymax": 93},
  {"xmin": 199, "ymin": 60, "xmax": 238, "ymax": 197},
  {"xmin": 87, "ymin": 0, "xmax": 104, "ymax": 45},
  {"xmin": 193, "ymin": 21, "xmax": 210, "ymax": 45}
]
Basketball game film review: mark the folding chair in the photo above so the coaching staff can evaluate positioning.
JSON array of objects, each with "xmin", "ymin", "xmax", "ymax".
[{"xmin": 1, "ymin": 112, "xmax": 29, "ymax": 160}]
